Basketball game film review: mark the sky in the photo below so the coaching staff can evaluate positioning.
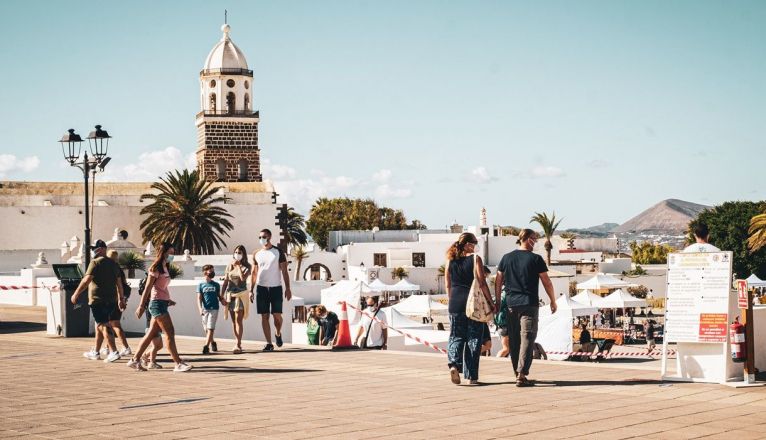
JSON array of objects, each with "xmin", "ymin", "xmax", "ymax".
[{"xmin": 1, "ymin": 1, "xmax": 764, "ymax": 230}]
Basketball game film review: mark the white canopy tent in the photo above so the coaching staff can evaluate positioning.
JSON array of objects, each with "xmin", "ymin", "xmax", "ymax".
[
  {"xmin": 392, "ymin": 294, "xmax": 448, "ymax": 318},
  {"xmin": 601, "ymin": 289, "xmax": 648, "ymax": 309},
  {"xmin": 572, "ymin": 290, "xmax": 606, "ymax": 307},
  {"xmin": 381, "ymin": 306, "xmax": 433, "ymax": 329},
  {"xmin": 537, "ymin": 296, "xmax": 597, "ymax": 361},
  {"xmin": 320, "ymin": 280, "xmax": 377, "ymax": 325},
  {"xmin": 392, "ymin": 279, "xmax": 421, "ymax": 292},
  {"xmin": 746, "ymin": 274, "xmax": 766, "ymax": 288},
  {"xmin": 368, "ymin": 278, "xmax": 395, "ymax": 291},
  {"xmin": 576, "ymin": 273, "xmax": 637, "ymax": 291}
]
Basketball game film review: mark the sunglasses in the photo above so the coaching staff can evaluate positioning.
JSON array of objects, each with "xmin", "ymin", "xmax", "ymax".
[{"xmin": 259, "ymin": 236, "xmax": 269, "ymax": 239}]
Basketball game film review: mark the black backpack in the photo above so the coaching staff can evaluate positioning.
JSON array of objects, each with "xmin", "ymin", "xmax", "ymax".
[{"xmin": 138, "ymin": 275, "xmax": 148, "ymax": 298}]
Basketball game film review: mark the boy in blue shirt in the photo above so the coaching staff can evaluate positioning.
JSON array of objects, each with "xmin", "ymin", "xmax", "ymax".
[{"xmin": 197, "ymin": 265, "xmax": 226, "ymax": 354}]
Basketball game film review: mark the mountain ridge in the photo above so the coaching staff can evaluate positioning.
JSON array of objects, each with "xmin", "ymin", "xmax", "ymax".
[{"xmin": 612, "ymin": 199, "xmax": 709, "ymax": 233}]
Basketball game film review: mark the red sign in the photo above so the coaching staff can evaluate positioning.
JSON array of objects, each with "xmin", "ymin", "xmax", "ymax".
[
  {"xmin": 737, "ymin": 280, "xmax": 749, "ymax": 309},
  {"xmin": 698, "ymin": 313, "xmax": 728, "ymax": 342}
]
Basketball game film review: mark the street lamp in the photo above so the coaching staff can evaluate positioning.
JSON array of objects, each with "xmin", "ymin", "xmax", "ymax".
[{"xmin": 59, "ymin": 125, "xmax": 112, "ymax": 269}]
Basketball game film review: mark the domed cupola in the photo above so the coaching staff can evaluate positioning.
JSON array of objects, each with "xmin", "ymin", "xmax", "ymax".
[
  {"xmin": 199, "ymin": 23, "xmax": 254, "ymax": 116},
  {"xmin": 203, "ymin": 24, "xmax": 249, "ymax": 73}
]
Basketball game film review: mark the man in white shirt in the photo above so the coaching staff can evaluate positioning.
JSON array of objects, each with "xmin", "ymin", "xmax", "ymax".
[
  {"xmin": 250, "ymin": 229, "xmax": 291, "ymax": 351},
  {"xmin": 355, "ymin": 296, "xmax": 387, "ymax": 349},
  {"xmin": 682, "ymin": 222, "xmax": 721, "ymax": 253}
]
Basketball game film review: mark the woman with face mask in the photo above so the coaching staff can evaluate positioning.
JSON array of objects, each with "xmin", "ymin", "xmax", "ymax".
[
  {"xmin": 221, "ymin": 244, "xmax": 252, "ymax": 354},
  {"xmin": 128, "ymin": 242, "xmax": 192, "ymax": 372}
]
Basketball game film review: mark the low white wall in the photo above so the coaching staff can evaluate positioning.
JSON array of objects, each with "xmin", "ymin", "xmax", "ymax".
[
  {"xmin": 291, "ymin": 281, "xmax": 331, "ymax": 305},
  {"xmin": 0, "ymin": 275, "xmax": 34, "ymax": 305}
]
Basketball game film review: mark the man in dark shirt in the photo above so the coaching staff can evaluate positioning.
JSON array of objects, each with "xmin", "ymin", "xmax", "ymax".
[
  {"xmin": 316, "ymin": 305, "xmax": 340, "ymax": 346},
  {"xmin": 71, "ymin": 239, "xmax": 125, "ymax": 362},
  {"xmin": 495, "ymin": 229, "xmax": 556, "ymax": 387}
]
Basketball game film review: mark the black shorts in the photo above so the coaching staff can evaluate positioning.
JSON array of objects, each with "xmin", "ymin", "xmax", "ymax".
[
  {"xmin": 108, "ymin": 306, "xmax": 123, "ymax": 322},
  {"xmin": 91, "ymin": 302, "xmax": 116, "ymax": 325},
  {"xmin": 256, "ymin": 285, "xmax": 283, "ymax": 314}
]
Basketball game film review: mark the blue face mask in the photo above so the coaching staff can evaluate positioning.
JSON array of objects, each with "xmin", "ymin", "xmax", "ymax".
[{"xmin": 166, "ymin": 255, "xmax": 174, "ymax": 264}]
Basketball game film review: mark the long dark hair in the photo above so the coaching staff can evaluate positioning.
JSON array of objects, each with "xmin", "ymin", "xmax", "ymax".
[
  {"xmin": 149, "ymin": 242, "xmax": 174, "ymax": 274},
  {"xmin": 233, "ymin": 244, "xmax": 252, "ymax": 270},
  {"xmin": 446, "ymin": 232, "xmax": 478, "ymax": 261}
]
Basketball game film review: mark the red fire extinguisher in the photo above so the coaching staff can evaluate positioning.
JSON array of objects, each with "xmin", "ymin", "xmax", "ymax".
[{"xmin": 730, "ymin": 317, "xmax": 746, "ymax": 363}]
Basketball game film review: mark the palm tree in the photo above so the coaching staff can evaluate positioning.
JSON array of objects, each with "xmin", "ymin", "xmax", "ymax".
[
  {"xmin": 140, "ymin": 169, "xmax": 233, "ymax": 254},
  {"xmin": 391, "ymin": 267, "xmax": 409, "ymax": 280},
  {"xmin": 291, "ymin": 246, "xmax": 309, "ymax": 281},
  {"xmin": 118, "ymin": 251, "xmax": 145, "ymax": 278},
  {"xmin": 284, "ymin": 207, "xmax": 308, "ymax": 247},
  {"xmin": 748, "ymin": 212, "xmax": 766, "ymax": 253},
  {"xmin": 530, "ymin": 211, "xmax": 562, "ymax": 265}
]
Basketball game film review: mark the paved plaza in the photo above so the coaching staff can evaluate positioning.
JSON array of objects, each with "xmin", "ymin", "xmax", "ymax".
[{"xmin": 2, "ymin": 306, "xmax": 766, "ymax": 439}]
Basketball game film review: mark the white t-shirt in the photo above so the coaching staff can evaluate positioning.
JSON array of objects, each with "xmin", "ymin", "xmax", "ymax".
[
  {"xmin": 682, "ymin": 243, "xmax": 721, "ymax": 253},
  {"xmin": 255, "ymin": 247, "xmax": 286, "ymax": 287},
  {"xmin": 359, "ymin": 307, "xmax": 388, "ymax": 347}
]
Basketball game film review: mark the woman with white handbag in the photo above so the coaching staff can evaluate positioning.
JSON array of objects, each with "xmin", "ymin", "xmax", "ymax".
[{"xmin": 445, "ymin": 232, "xmax": 495, "ymax": 385}]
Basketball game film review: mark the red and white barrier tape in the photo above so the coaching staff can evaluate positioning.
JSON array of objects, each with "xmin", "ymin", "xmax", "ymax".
[
  {"xmin": 0, "ymin": 284, "xmax": 58, "ymax": 291},
  {"xmin": 345, "ymin": 302, "xmax": 448, "ymax": 354},
  {"xmin": 345, "ymin": 302, "xmax": 677, "ymax": 359}
]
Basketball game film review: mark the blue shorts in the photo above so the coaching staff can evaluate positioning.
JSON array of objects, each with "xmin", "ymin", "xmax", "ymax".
[{"xmin": 148, "ymin": 300, "xmax": 169, "ymax": 318}]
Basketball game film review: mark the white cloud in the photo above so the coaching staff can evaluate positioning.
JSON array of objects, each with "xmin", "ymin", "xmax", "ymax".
[
  {"xmin": 531, "ymin": 165, "xmax": 565, "ymax": 178},
  {"xmin": 101, "ymin": 147, "xmax": 195, "ymax": 182},
  {"xmin": 261, "ymin": 158, "xmax": 297, "ymax": 180},
  {"xmin": 375, "ymin": 184, "xmax": 412, "ymax": 199},
  {"xmin": 468, "ymin": 166, "xmax": 498, "ymax": 184},
  {"xmin": 372, "ymin": 169, "xmax": 392, "ymax": 183},
  {"xmin": 0, "ymin": 154, "xmax": 40, "ymax": 177}
]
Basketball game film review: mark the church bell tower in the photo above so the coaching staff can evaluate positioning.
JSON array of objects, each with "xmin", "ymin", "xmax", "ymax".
[{"xmin": 196, "ymin": 23, "xmax": 262, "ymax": 182}]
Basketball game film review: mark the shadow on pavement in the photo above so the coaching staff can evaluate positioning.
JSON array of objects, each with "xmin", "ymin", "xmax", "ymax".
[
  {"xmin": 0, "ymin": 321, "xmax": 46, "ymax": 334},
  {"xmin": 534, "ymin": 379, "xmax": 663, "ymax": 387},
  {"xmin": 191, "ymin": 366, "xmax": 323, "ymax": 374}
]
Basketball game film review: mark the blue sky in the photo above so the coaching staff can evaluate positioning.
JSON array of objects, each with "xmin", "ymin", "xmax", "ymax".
[{"xmin": 1, "ymin": 1, "xmax": 764, "ymax": 229}]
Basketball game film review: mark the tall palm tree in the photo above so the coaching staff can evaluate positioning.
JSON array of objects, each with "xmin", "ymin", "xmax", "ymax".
[
  {"xmin": 748, "ymin": 212, "xmax": 766, "ymax": 253},
  {"xmin": 530, "ymin": 211, "xmax": 562, "ymax": 265},
  {"xmin": 284, "ymin": 207, "xmax": 308, "ymax": 247},
  {"xmin": 291, "ymin": 245, "xmax": 309, "ymax": 281},
  {"xmin": 140, "ymin": 169, "xmax": 233, "ymax": 254}
]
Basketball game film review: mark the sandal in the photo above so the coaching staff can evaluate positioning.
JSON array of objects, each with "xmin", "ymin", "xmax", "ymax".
[
  {"xmin": 516, "ymin": 377, "xmax": 533, "ymax": 387},
  {"xmin": 233, "ymin": 347, "xmax": 242, "ymax": 354}
]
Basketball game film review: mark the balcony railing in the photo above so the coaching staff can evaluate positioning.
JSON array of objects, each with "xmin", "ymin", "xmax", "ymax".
[
  {"xmin": 196, "ymin": 109, "xmax": 259, "ymax": 118},
  {"xmin": 200, "ymin": 68, "xmax": 254, "ymax": 76}
]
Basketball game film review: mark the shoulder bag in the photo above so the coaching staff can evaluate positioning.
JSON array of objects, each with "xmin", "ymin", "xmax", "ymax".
[{"xmin": 466, "ymin": 255, "xmax": 494, "ymax": 323}]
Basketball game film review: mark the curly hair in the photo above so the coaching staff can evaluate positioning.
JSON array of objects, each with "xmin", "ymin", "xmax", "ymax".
[{"xmin": 446, "ymin": 232, "xmax": 478, "ymax": 261}]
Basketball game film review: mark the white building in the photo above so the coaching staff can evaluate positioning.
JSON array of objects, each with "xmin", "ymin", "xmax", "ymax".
[{"xmin": 0, "ymin": 22, "xmax": 286, "ymax": 273}]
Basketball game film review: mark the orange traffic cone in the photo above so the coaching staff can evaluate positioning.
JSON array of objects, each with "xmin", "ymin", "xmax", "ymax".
[{"xmin": 333, "ymin": 301, "xmax": 355, "ymax": 349}]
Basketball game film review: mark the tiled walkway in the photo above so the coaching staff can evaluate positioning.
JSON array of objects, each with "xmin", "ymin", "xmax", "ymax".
[{"xmin": 1, "ymin": 306, "xmax": 766, "ymax": 439}]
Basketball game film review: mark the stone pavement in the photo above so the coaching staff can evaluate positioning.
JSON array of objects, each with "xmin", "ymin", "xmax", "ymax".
[{"xmin": 2, "ymin": 306, "xmax": 766, "ymax": 439}]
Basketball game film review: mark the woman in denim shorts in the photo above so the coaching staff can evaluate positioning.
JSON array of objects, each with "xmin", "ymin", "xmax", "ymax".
[{"xmin": 127, "ymin": 242, "xmax": 192, "ymax": 372}]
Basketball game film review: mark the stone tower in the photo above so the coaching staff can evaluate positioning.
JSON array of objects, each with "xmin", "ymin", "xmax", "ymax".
[{"xmin": 196, "ymin": 23, "xmax": 262, "ymax": 182}]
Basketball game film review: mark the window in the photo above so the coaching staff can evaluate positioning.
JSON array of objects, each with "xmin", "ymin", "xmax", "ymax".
[
  {"xmin": 412, "ymin": 253, "xmax": 426, "ymax": 268},
  {"xmin": 226, "ymin": 79, "xmax": 235, "ymax": 88},
  {"xmin": 244, "ymin": 80, "xmax": 249, "ymax": 89},
  {"xmin": 373, "ymin": 253, "xmax": 387, "ymax": 267},
  {"xmin": 209, "ymin": 93, "xmax": 216, "ymax": 112},
  {"xmin": 244, "ymin": 94, "xmax": 250, "ymax": 110},
  {"xmin": 209, "ymin": 79, "xmax": 216, "ymax": 88},
  {"xmin": 238, "ymin": 159, "xmax": 248, "ymax": 181},
  {"xmin": 226, "ymin": 92, "xmax": 235, "ymax": 114},
  {"xmin": 216, "ymin": 159, "xmax": 226, "ymax": 180}
]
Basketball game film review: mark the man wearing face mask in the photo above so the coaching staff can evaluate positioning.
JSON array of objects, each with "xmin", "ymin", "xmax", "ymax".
[
  {"xmin": 354, "ymin": 296, "xmax": 387, "ymax": 349},
  {"xmin": 71, "ymin": 239, "xmax": 125, "ymax": 363},
  {"xmin": 250, "ymin": 229, "xmax": 291, "ymax": 351}
]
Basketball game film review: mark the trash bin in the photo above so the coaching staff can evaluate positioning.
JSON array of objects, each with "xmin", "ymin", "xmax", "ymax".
[{"xmin": 53, "ymin": 264, "xmax": 90, "ymax": 337}]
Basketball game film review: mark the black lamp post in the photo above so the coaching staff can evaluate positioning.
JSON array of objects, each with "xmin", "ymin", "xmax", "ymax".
[{"xmin": 59, "ymin": 125, "xmax": 112, "ymax": 269}]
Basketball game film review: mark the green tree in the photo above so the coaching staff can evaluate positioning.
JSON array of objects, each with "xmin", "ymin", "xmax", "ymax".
[
  {"xmin": 689, "ymin": 201, "xmax": 766, "ymax": 278},
  {"xmin": 306, "ymin": 197, "xmax": 426, "ymax": 249},
  {"xmin": 291, "ymin": 246, "xmax": 309, "ymax": 281},
  {"xmin": 530, "ymin": 211, "xmax": 562, "ymax": 265},
  {"xmin": 140, "ymin": 169, "xmax": 233, "ymax": 254},
  {"xmin": 391, "ymin": 267, "xmax": 409, "ymax": 280},
  {"xmin": 559, "ymin": 232, "xmax": 577, "ymax": 239},
  {"xmin": 628, "ymin": 241, "xmax": 673, "ymax": 264},
  {"xmin": 168, "ymin": 263, "xmax": 183, "ymax": 279},
  {"xmin": 748, "ymin": 212, "xmax": 766, "ymax": 253},
  {"xmin": 284, "ymin": 207, "xmax": 308, "ymax": 247}
]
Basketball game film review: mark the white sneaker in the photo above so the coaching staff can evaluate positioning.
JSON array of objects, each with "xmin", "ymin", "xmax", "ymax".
[
  {"xmin": 99, "ymin": 347, "xmax": 109, "ymax": 356},
  {"xmin": 127, "ymin": 358, "xmax": 147, "ymax": 371},
  {"xmin": 104, "ymin": 351, "xmax": 121, "ymax": 363},
  {"xmin": 83, "ymin": 349, "xmax": 100, "ymax": 360},
  {"xmin": 119, "ymin": 347, "xmax": 132, "ymax": 357},
  {"xmin": 173, "ymin": 363, "xmax": 192, "ymax": 373}
]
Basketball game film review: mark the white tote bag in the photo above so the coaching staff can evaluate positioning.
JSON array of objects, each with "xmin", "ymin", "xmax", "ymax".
[{"xmin": 466, "ymin": 255, "xmax": 494, "ymax": 323}]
